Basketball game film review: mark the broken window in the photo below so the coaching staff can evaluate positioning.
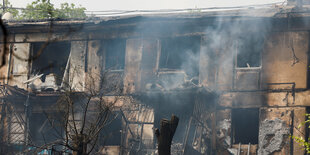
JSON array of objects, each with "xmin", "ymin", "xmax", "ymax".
[
  {"xmin": 236, "ymin": 35, "xmax": 263, "ymax": 68},
  {"xmin": 232, "ymin": 108, "xmax": 259, "ymax": 144},
  {"xmin": 99, "ymin": 113, "xmax": 122, "ymax": 146},
  {"xmin": 104, "ymin": 39, "xmax": 126, "ymax": 70},
  {"xmin": 29, "ymin": 113, "xmax": 63, "ymax": 146},
  {"xmin": 31, "ymin": 42, "xmax": 71, "ymax": 89},
  {"xmin": 159, "ymin": 36, "xmax": 200, "ymax": 77}
]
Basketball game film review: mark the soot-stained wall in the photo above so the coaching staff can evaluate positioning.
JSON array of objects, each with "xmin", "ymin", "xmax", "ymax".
[{"xmin": 4, "ymin": 14, "xmax": 310, "ymax": 155}]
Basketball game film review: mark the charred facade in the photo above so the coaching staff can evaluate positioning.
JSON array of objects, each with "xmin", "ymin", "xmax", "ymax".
[{"xmin": 0, "ymin": 5, "xmax": 310, "ymax": 155}]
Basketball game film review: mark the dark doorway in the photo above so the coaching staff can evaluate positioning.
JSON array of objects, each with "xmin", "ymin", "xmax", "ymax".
[{"xmin": 231, "ymin": 108, "xmax": 259, "ymax": 144}]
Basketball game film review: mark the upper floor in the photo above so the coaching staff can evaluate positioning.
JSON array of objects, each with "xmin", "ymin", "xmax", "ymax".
[{"xmin": 1, "ymin": 7, "xmax": 310, "ymax": 95}]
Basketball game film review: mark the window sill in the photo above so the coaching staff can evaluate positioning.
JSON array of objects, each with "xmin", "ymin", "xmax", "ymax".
[
  {"xmin": 157, "ymin": 69, "xmax": 186, "ymax": 74},
  {"xmin": 235, "ymin": 67, "xmax": 261, "ymax": 70}
]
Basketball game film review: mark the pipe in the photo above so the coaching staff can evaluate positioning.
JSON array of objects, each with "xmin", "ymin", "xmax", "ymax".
[{"xmin": 247, "ymin": 143, "xmax": 251, "ymax": 155}]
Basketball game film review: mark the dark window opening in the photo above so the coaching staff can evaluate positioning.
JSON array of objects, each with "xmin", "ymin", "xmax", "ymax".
[
  {"xmin": 29, "ymin": 113, "xmax": 63, "ymax": 147},
  {"xmin": 31, "ymin": 42, "xmax": 71, "ymax": 86},
  {"xmin": 237, "ymin": 35, "xmax": 263, "ymax": 68},
  {"xmin": 159, "ymin": 36, "xmax": 200, "ymax": 77},
  {"xmin": 232, "ymin": 108, "xmax": 259, "ymax": 144},
  {"xmin": 99, "ymin": 113, "xmax": 122, "ymax": 146},
  {"xmin": 104, "ymin": 39, "xmax": 126, "ymax": 70}
]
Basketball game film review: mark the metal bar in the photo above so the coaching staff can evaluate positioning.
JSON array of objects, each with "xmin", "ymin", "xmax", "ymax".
[
  {"xmin": 138, "ymin": 123, "xmax": 144, "ymax": 151},
  {"xmin": 237, "ymin": 143, "xmax": 241, "ymax": 155},
  {"xmin": 211, "ymin": 111, "xmax": 216, "ymax": 154},
  {"xmin": 119, "ymin": 109, "xmax": 135, "ymax": 137},
  {"xmin": 247, "ymin": 143, "xmax": 251, "ymax": 155},
  {"xmin": 192, "ymin": 115, "xmax": 211, "ymax": 131},
  {"xmin": 182, "ymin": 116, "xmax": 193, "ymax": 155},
  {"xmin": 267, "ymin": 82, "xmax": 295, "ymax": 85},
  {"xmin": 5, "ymin": 44, "xmax": 13, "ymax": 85},
  {"xmin": 24, "ymin": 93, "xmax": 30, "ymax": 148},
  {"xmin": 127, "ymin": 121, "xmax": 154, "ymax": 124},
  {"xmin": 0, "ymin": 101, "xmax": 5, "ymax": 154}
]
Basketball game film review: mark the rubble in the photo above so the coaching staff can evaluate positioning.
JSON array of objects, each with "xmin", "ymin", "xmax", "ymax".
[{"xmin": 257, "ymin": 118, "xmax": 290, "ymax": 155}]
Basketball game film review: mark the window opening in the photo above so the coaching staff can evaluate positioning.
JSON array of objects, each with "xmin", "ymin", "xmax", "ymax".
[
  {"xmin": 99, "ymin": 113, "xmax": 122, "ymax": 146},
  {"xmin": 236, "ymin": 35, "xmax": 263, "ymax": 68},
  {"xmin": 159, "ymin": 36, "xmax": 200, "ymax": 77},
  {"xmin": 104, "ymin": 39, "xmax": 126, "ymax": 70},
  {"xmin": 29, "ymin": 113, "xmax": 63, "ymax": 146},
  {"xmin": 232, "ymin": 108, "xmax": 259, "ymax": 144},
  {"xmin": 31, "ymin": 42, "xmax": 71, "ymax": 88}
]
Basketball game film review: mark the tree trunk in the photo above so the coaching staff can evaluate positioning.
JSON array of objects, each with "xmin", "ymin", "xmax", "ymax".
[
  {"xmin": 73, "ymin": 134, "xmax": 88, "ymax": 155},
  {"xmin": 155, "ymin": 115, "xmax": 179, "ymax": 155}
]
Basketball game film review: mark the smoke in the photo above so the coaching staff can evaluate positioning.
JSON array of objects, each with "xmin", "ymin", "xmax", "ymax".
[
  {"xmin": 137, "ymin": 12, "xmax": 273, "ymax": 150},
  {"xmin": 156, "ymin": 48, "xmax": 200, "ymax": 90},
  {"xmin": 10, "ymin": 11, "xmax": 275, "ymax": 153},
  {"xmin": 200, "ymin": 15, "xmax": 272, "ymax": 92}
]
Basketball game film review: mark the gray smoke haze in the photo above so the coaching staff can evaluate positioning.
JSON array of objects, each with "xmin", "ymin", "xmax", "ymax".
[{"xmin": 137, "ymin": 12, "xmax": 274, "ymax": 148}]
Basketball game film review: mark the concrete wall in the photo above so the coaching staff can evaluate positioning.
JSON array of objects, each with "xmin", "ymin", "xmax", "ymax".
[
  {"xmin": 123, "ymin": 38, "xmax": 143, "ymax": 94},
  {"xmin": 69, "ymin": 41, "xmax": 87, "ymax": 91},
  {"xmin": 9, "ymin": 43, "xmax": 30, "ymax": 89},
  {"xmin": 262, "ymin": 31, "xmax": 308, "ymax": 89}
]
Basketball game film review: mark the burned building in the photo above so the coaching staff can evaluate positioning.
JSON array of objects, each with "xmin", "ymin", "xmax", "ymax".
[{"xmin": 1, "ymin": 3, "xmax": 310, "ymax": 155}]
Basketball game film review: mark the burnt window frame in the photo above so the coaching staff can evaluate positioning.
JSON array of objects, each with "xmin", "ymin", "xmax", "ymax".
[
  {"xmin": 158, "ymin": 36, "xmax": 201, "ymax": 73},
  {"xmin": 30, "ymin": 41, "xmax": 71, "ymax": 86},
  {"xmin": 156, "ymin": 36, "xmax": 202, "ymax": 88},
  {"xmin": 102, "ymin": 39, "xmax": 126, "ymax": 71},
  {"xmin": 29, "ymin": 112, "xmax": 64, "ymax": 147},
  {"xmin": 233, "ymin": 34, "xmax": 264, "ymax": 90},
  {"xmin": 231, "ymin": 108, "xmax": 259, "ymax": 145},
  {"xmin": 96, "ymin": 39, "xmax": 126, "ymax": 94},
  {"xmin": 235, "ymin": 35, "xmax": 264, "ymax": 69},
  {"xmin": 98, "ymin": 111, "xmax": 122, "ymax": 146}
]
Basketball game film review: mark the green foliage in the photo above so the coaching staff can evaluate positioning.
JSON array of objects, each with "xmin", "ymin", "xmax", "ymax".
[
  {"xmin": 0, "ymin": 0, "xmax": 19, "ymax": 18},
  {"xmin": 20, "ymin": 0, "xmax": 86, "ymax": 20},
  {"xmin": 21, "ymin": 0, "xmax": 54, "ymax": 19},
  {"xmin": 56, "ymin": 3, "xmax": 86, "ymax": 19},
  {"xmin": 291, "ymin": 113, "xmax": 310, "ymax": 153}
]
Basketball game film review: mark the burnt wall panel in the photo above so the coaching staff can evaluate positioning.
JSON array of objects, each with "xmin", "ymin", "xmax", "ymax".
[
  {"xmin": 266, "ymin": 92, "xmax": 295, "ymax": 106},
  {"xmin": 216, "ymin": 109, "xmax": 231, "ymax": 155},
  {"xmin": 199, "ymin": 36, "xmax": 217, "ymax": 88},
  {"xmin": 140, "ymin": 39, "xmax": 159, "ymax": 91},
  {"xmin": 123, "ymin": 39, "xmax": 143, "ymax": 93},
  {"xmin": 9, "ymin": 43, "xmax": 30, "ymax": 89},
  {"xmin": 259, "ymin": 107, "xmax": 306, "ymax": 155},
  {"xmin": 14, "ymin": 32, "xmax": 86, "ymax": 43},
  {"xmin": 295, "ymin": 90, "xmax": 310, "ymax": 106},
  {"xmin": 234, "ymin": 69, "xmax": 260, "ymax": 90},
  {"xmin": 86, "ymin": 40, "xmax": 102, "ymax": 91},
  {"xmin": 69, "ymin": 41, "xmax": 86, "ymax": 91},
  {"xmin": 293, "ymin": 107, "xmax": 306, "ymax": 155},
  {"xmin": 216, "ymin": 45, "xmax": 234, "ymax": 90},
  {"xmin": 262, "ymin": 32, "xmax": 308, "ymax": 89},
  {"xmin": 219, "ymin": 91, "xmax": 300, "ymax": 108},
  {"xmin": 218, "ymin": 92, "xmax": 264, "ymax": 108},
  {"xmin": 0, "ymin": 44, "xmax": 10, "ymax": 84}
]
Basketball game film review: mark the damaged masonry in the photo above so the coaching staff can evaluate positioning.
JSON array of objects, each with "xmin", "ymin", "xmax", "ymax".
[{"xmin": 3, "ymin": 1, "xmax": 310, "ymax": 155}]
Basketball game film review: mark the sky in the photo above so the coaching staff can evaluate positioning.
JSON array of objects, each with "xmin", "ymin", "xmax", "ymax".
[{"xmin": 9, "ymin": 0, "xmax": 286, "ymax": 11}]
